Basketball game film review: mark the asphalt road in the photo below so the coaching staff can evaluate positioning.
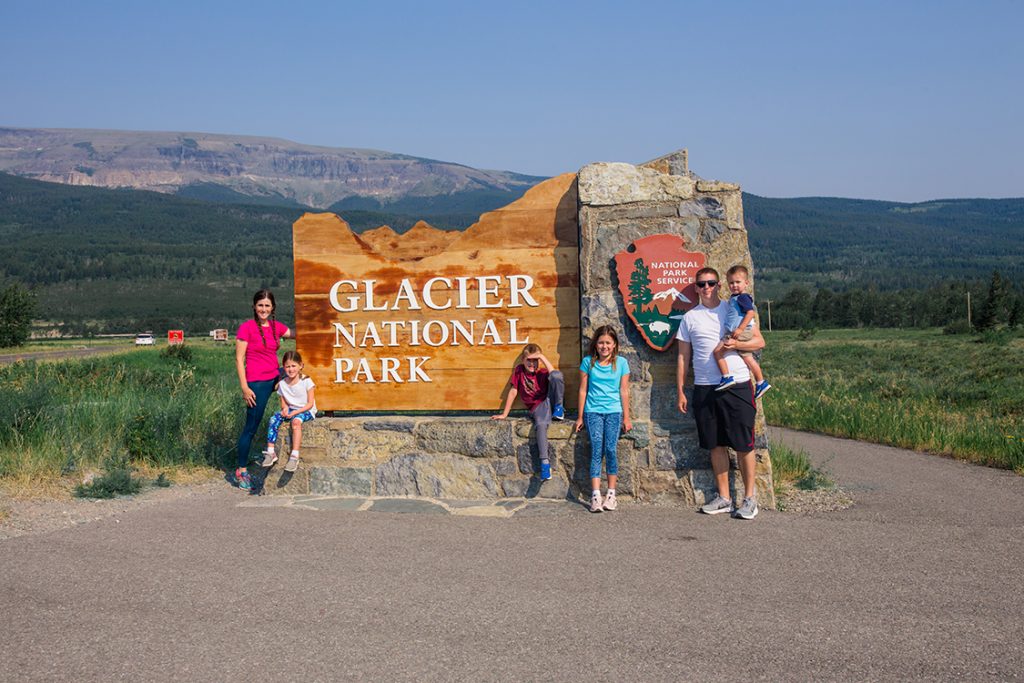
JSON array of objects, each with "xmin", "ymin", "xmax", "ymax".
[{"xmin": 1, "ymin": 427, "xmax": 1021, "ymax": 681}]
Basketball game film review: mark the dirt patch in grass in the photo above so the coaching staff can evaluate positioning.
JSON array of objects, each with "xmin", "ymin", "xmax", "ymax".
[
  {"xmin": 775, "ymin": 482, "xmax": 854, "ymax": 513},
  {"xmin": 0, "ymin": 471, "xmax": 228, "ymax": 540}
]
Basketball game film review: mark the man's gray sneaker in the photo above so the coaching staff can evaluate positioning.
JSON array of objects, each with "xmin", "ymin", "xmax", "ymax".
[
  {"xmin": 733, "ymin": 496, "xmax": 759, "ymax": 520},
  {"xmin": 700, "ymin": 494, "xmax": 733, "ymax": 515}
]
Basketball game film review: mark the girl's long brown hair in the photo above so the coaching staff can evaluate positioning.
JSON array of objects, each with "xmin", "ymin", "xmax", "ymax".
[{"xmin": 587, "ymin": 325, "xmax": 619, "ymax": 371}]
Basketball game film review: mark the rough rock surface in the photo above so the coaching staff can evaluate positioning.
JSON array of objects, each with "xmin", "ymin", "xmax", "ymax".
[{"xmin": 577, "ymin": 150, "xmax": 775, "ymax": 507}]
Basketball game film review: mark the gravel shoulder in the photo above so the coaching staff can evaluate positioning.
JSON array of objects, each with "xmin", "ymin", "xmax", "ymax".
[{"xmin": 0, "ymin": 476, "xmax": 227, "ymax": 540}]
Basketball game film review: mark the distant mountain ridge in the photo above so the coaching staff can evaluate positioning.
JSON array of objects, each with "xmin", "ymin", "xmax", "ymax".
[{"xmin": 0, "ymin": 127, "xmax": 545, "ymax": 210}]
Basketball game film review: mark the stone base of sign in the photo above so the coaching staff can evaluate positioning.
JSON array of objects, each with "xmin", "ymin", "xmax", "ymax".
[
  {"xmin": 577, "ymin": 149, "xmax": 775, "ymax": 509},
  {"xmin": 259, "ymin": 415, "xmax": 771, "ymax": 507}
]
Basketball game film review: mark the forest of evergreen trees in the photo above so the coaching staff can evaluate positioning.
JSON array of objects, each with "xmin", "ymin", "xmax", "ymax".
[
  {"xmin": 2, "ymin": 172, "xmax": 1022, "ymax": 336},
  {"xmin": 767, "ymin": 272, "xmax": 1022, "ymax": 332}
]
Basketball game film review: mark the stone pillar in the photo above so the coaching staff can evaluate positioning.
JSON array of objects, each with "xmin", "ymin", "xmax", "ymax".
[{"xmin": 576, "ymin": 149, "xmax": 774, "ymax": 508}]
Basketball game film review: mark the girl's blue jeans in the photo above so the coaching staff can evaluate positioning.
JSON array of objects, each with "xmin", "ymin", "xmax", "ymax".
[
  {"xmin": 266, "ymin": 410, "xmax": 316, "ymax": 444},
  {"xmin": 236, "ymin": 379, "xmax": 276, "ymax": 468},
  {"xmin": 584, "ymin": 411, "xmax": 622, "ymax": 479}
]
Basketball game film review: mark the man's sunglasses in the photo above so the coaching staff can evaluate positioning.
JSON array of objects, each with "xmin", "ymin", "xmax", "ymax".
[{"xmin": 695, "ymin": 280, "xmax": 718, "ymax": 288}]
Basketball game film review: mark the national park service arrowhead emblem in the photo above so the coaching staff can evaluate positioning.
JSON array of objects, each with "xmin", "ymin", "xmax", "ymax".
[{"xmin": 614, "ymin": 234, "xmax": 706, "ymax": 351}]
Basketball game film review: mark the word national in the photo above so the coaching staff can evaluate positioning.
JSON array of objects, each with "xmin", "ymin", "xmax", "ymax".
[{"xmin": 327, "ymin": 274, "xmax": 539, "ymax": 383}]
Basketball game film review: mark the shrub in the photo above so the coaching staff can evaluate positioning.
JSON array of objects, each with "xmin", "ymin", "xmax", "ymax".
[
  {"xmin": 124, "ymin": 409, "xmax": 160, "ymax": 460},
  {"xmin": 796, "ymin": 328, "xmax": 817, "ymax": 341},
  {"xmin": 0, "ymin": 282, "xmax": 37, "ymax": 347},
  {"xmin": 943, "ymin": 319, "xmax": 973, "ymax": 335},
  {"xmin": 976, "ymin": 328, "xmax": 1012, "ymax": 345},
  {"xmin": 160, "ymin": 343, "xmax": 194, "ymax": 363},
  {"xmin": 74, "ymin": 464, "xmax": 144, "ymax": 499},
  {"xmin": 771, "ymin": 442, "xmax": 834, "ymax": 498}
]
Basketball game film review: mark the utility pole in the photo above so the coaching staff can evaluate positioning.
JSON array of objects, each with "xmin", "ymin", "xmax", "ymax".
[{"xmin": 764, "ymin": 299, "xmax": 772, "ymax": 332}]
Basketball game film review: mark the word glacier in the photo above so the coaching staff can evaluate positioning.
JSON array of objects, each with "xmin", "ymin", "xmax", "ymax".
[{"xmin": 328, "ymin": 274, "xmax": 539, "ymax": 383}]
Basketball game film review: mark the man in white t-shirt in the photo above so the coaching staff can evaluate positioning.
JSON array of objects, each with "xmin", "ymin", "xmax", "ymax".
[{"xmin": 676, "ymin": 267, "xmax": 765, "ymax": 519}]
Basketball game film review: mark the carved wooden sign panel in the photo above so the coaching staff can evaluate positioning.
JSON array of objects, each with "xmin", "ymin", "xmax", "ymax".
[{"xmin": 293, "ymin": 174, "xmax": 580, "ymax": 411}]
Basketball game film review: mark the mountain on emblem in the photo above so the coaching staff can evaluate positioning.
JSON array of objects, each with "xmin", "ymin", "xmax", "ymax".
[{"xmin": 613, "ymin": 234, "xmax": 706, "ymax": 351}]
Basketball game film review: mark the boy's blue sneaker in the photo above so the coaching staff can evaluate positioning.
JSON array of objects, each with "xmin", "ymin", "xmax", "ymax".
[
  {"xmin": 754, "ymin": 381, "xmax": 772, "ymax": 400},
  {"xmin": 540, "ymin": 461, "xmax": 552, "ymax": 481},
  {"xmin": 715, "ymin": 375, "xmax": 737, "ymax": 392},
  {"xmin": 552, "ymin": 404, "xmax": 565, "ymax": 421}
]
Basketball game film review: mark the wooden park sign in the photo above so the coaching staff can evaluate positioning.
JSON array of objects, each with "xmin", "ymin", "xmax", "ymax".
[
  {"xmin": 293, "ymin": 174, "xmax": 580, "ymax": 411},
  {"xmin": 613, "ymin": 234, "xmax": 705, "ymax": 351}
]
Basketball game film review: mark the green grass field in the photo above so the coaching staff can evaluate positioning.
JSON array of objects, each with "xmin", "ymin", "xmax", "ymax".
[
  {"xmin": 761, "ymin": 328, "xmax": 1024, "ymax": 473},
  {"xmin": 0, "ymin": 341, "xmax": 295, "ymax": 495},
  {"xmin": 2, "ymin": 328, "xmax": 1021, "ymax": 498}
]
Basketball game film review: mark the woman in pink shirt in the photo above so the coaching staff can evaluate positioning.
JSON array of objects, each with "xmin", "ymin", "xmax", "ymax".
[{"xmin": 234, "ymin": 289, "xmax": 293, "ymax": 490}]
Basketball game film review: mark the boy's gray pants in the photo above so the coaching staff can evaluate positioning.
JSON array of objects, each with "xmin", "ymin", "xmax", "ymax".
[{"xmin": 529, "ymin": 371, "xmax": 565, "ymax": 462}]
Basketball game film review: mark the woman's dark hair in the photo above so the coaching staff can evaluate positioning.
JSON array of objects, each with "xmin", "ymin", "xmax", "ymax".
[
  {"xmin": 587, "ymin": 325, "xmax": 619, "ymax": 370},
  {"xmin": 252, "ymin": 289, "xmax": 278, "ymax": 348}
]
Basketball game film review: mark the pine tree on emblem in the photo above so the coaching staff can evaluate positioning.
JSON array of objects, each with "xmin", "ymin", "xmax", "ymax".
[{"xmin": 629, "ymin": 258, "xmax": 654, "ymax": 316}]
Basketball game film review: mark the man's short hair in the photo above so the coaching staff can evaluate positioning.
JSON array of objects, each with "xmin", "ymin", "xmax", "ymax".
[
  {"xmin": 694, "ymin": 267, "xmax": 719, "ymax": 282},
  {"xmin": 726, "ymin": 265, "xmax": 749, "ymax": 279}
]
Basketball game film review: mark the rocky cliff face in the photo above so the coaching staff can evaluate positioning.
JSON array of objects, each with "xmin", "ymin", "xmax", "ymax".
[{"xmin": 0, "ymin": 128, "xmax": 542, "ymax": 209}]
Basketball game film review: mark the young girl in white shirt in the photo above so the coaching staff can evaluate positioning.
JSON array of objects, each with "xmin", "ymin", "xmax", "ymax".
[{"xmin": 262, "ymin": 351, "xmax": 316, "ymax": 473}]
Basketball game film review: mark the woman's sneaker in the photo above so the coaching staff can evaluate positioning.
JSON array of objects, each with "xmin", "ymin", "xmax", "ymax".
[
  {"xmin": 603, "ymin": 490, "xmax": 618, "ymax": 511},
  {"xmin": 754, "ymin": 381, "xmax": 772, "ymax": 400},
  {"xmin": 235, "ymin": 469, "xmax": 252, "ymax": 490},
  {"xmin": 715, "ymin": 376, "xmax": 737, "ymax": 392},
  {"xmin": 589, "ymin": 492, "xmax": 604, "ymax": 513},
  {"xmin": 700, "ymin": 494, "xmax": 733, "ymax": 515}
]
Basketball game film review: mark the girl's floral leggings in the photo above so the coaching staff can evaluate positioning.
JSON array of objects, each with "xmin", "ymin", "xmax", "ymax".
[{"xmin": 266, "ymin": 410, "xmax": 316, "ymax": 443}]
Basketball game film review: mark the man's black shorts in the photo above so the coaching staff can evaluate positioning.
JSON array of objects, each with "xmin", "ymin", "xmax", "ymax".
[{"xmin": 691, "ymin": 383, "xmax": 756, "ymax": 452}]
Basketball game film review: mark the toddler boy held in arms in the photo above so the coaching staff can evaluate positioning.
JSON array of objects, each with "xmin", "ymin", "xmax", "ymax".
[{"xmin": 713, "ymin": 265, "xmax": 771, "ymax": 399}]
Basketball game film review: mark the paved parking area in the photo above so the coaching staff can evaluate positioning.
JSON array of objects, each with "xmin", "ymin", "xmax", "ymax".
[{"xmin": 1, "ymin": 427, "xmax": 1022, "ymax": 681}]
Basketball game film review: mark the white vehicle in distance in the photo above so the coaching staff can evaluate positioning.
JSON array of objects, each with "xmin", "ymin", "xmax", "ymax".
[{"xmin": 134, "ymin": 333, "xmax": 154, "ymax": 346}]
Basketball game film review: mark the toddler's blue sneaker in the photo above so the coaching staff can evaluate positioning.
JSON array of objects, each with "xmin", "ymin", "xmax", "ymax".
[
  {"xmin": 540, "ymin": 461, "xmax": 552, "ymax": 481},
  {"xmin": 754, "ymin": 381, "xmax": 772, "ymax": 400},
  {"xmin": 552, "ymin": 404, "xmax": 565, "ymax": 421},
  {"xmin": 715, "ymin": 375, "xmax": 737, "ymax": 392}
]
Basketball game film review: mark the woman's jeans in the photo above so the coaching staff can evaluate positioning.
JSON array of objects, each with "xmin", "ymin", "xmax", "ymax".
[
  {"xmin": 266, "ymin": 410, "xmax": 316, "ymax": 444},
  {"xmin": 236, "ymin": 379, "xmax": 276, "ymax": 468},
  {"xmin": 585, "ymin": 411, "xmax": 622, "ymax": 479}
]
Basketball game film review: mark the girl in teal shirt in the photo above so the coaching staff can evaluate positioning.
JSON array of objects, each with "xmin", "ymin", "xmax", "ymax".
[{"xmin": 575, "ymin": 325, "xmax": 632, "ymax": 512}]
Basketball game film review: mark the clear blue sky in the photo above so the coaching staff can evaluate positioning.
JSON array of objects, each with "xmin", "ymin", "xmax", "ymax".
[{"xmin": 2, "ymin": 0, "xmax": 1021, "ymax": 201}]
